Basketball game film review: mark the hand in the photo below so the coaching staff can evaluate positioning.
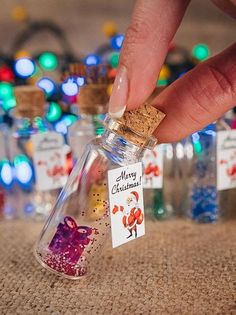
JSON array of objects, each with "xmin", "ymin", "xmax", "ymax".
[{"xmin": 108, "ymin": 0, "xmax": 236, "ymax": 142}]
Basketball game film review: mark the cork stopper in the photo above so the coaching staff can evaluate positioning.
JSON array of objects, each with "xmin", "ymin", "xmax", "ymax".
[
  {"xmin": 116, "ymin": 104, "xmax": 165, "ymax": 146},
  {"xmin": 14, "ymin": 86, "xmax": 45, "ymax": 119},
  {"xmin": 78, "ymin": 84, "xmax": 108, "ymax": 115}
]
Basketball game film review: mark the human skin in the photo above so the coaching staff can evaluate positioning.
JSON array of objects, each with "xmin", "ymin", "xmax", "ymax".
[{"xmin": 108, "ymin": 0, "xmax": 236, "ymax": 143}]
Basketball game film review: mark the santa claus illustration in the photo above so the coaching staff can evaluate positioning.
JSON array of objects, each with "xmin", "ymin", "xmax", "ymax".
[
  {"xmin": 112, "ymin": 191, "xmax": 144, "ymax": 239},
  {"xmin": 220, "ymin": 150, "xmax": 236, "ymax": 182},
  {"xmin": 143, "ymin": 150, "xmax": 161, "ymax": 184}
]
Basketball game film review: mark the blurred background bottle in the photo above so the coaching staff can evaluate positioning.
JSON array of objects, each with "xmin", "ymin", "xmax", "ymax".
[{"xmin": 6, "ymin": 86, "xmax": 68, "ymax": 220}]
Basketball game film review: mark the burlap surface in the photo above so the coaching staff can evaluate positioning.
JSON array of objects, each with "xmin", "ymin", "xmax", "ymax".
[{"xmin": 0, "ymin": 219, "xmax": 235, "ymax": 315}]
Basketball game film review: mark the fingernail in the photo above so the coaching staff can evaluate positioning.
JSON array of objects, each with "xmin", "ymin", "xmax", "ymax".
[{"xmin": 109, "ymin": 66, "xmax": 128, "ymax": 119}]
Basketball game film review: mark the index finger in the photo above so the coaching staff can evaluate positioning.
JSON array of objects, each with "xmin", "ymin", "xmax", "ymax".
[{"xmin": 109, "ymin": 0, "xmax": 190, "ymax": 117}]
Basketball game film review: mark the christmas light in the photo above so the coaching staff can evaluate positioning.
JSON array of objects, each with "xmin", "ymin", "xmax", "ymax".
[
  {"xmin": 61, "ymin": 79, "xmax": 78, "ymax": 96},
  {"xmin": 14, "ymin": 154, "xmax": 34, "ymax": 188},
  {"xmin": 46, "ymin": 102, "xmax": 62, "ymax": 122},
  {"xmin": 77, "ymin": 76, "xmax": 85, "ymax": 87},
  {"xmin": 0, "ymin": 82, "xmax": 13, "ymax": 99},
  {"xmin": 84, "ymin": 54, "xmax": 100, "ymax": 66},
  {"xmin": 37, "ymin": 77, "xmax": 56, "ymax": 96},
  {"xmin": 14, "ymin": 58, "xmax": 35, "ymax": 78},
  {"xmin": 2, "ymin": 97, "xmax": 16, "ymax": 112},
  {"xmin": 0, "ymin": 66, "xmax": 14, "ymax": 82},
  {"xmin": 0, "ymin": 159, "xmax": 13, "ymax": 189},
  {"xmin": 192, "ymin": 44, "xmax": 210, "ymax": 61},
  {"xmin": 55, "ymin": 120, "xmax": 67, "ymax": 135},
  {"xmin": 108, "ymin": 52, "xmax": 119, "ymax": 68},
  {"xmin": 62, "ymin": 114, "xmax": 77, "ymax": 127},
  {"xmin": 39, "ymin": 52, "xmax": 58, "ymax": 71},
  {"xmin": 110, "ymin": 34, "xmax": 124, "ymax": 51}
]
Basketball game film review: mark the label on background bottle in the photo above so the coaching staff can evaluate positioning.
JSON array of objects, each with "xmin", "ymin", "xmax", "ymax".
[
  {"xmin": 217, "ymin": 130, "xmax": 236, "ymax": 191},
  {"xmin": 108, "ymin": 162, "xmax": 145, "ymax": 248},
  {"xmin": 142, "ymin": 145, "xmax": 163, "ymax": 189},
  {"xmin": 32, "ymin": 132, "xmax": 68, "ymax": 191}
]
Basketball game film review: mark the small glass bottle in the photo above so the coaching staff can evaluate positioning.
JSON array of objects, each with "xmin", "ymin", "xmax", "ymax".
[
  {"xmin": 8, "ymin": 86, "xmax": 67, "ymax": 219},
  {"xmin": 189, "ymin": 123, "xmax": 218, "ymax": 223},
  {"xmin": 188, "ymin": 116, "xmax": 236, "ymax": 223},
  {"xmin": 35, "ymin": 103, "xmax": 165, "ymax": 279},
  {"xmin": 143, "ymin": 144, "xmax": 174, "ymax": 220},
  {"xmin": 68, "ymin": 84, "xmax": 108, "ymax": 162},
  {"xmin": 0, "ymin": 124, "xmax": 16, "ymax": 219}
]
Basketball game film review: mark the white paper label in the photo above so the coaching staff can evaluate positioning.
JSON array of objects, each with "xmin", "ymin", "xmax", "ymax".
[
  {"xmin": 217, "ymin": 130, "xmax": 236, "ymax": 191},
  {"xmin": 142, "ymin": 145, "xmax": 163, "ymax": 189},
  {"xmin": 108, "ymin": 162, "xmax": 145, "ymax": 248},
  {"xmin": 32, "ymin": 132, "xmax": 68, "ymax": 191}
]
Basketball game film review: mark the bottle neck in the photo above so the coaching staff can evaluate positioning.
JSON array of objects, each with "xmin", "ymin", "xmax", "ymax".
[{"xmin": 101, "ymin": 129, "xmax": 146, "ymax": 164}]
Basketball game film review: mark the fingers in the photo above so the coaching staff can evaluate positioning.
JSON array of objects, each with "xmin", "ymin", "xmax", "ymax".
[
  {"xmin": 153, "ymin": 43, "xmax": 236, "ymax": 143},
  {"xmin": 108, "ymin": 0, "xmax": 190, "ymax": 118}
]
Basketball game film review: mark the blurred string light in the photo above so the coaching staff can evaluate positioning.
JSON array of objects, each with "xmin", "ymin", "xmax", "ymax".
[
  {"xmin": 14, "ymin": 57, "xmax": 35, "ymax": 78},
  {"xmin": 0, "ymin": 82, "xmax": 13, "ymax": 99},
  {"xmin": 102, "ymin": 21, "xmax": 117, "ymax": 37},
  {"xmin": 76, "ymin": 76, "xmax": 85, "ymax": 87},
  {"xmin": 192, "ymin": 43, "xmax": 210, "ymax": 61},
  {"xmin": 37, "ymin": 77, "xmax": 56, "ymax": 96},
  {"xmin": 107, "ymin": 83, "xmax": 113, "ymax": 96},
  {"xmin": 38, "ymin": 52, "xmax": 58, "ymax": 71},
  {"xmin": 185, "ymin": 142, "xmax": 194, "ymax": 160},
  {"xmin": 110, "ymin": 34, "xmax": 124, "ymax": 51},
  {"xmin": 176, "ymin": 142, "xmax": 184, "ymax": 159},
  {"xmin": 0, "ymin": 66, "xmax": 14, "ymax": 82},
  {"xmin": 55, "ymin": 115, "xmax": 77, "ymax": 135},
  {"xmin": 157, "ymin": 65, "xmax": 170, "ymax": 86},
  {"xmin": 84, "ymin": 54, "xmax": 100, "ymax": 66},
  {"xmin": 14, "ymin": 154, "xmax": 34, "ymax": 189},
  {"xmin": 192, "ymin": 132, "xmax": 202, "ymax": 154},
  {"xmin": 62, "ymin": 114, "xmax": 77, "ymax": 127},
  {"xmin": 14, "ymin": 50, "xmax": 31, "ymax": 59},
  {"xmin": 0, "ymin": 82, "xmax": 16, "ymax": 112},
  {"xmin": 108, "ymin": 52, "xmax": 119, "ymax": 68},
  {"xmin": 24, "ymin": 202, "xmax": 35, "ymax": 215},
  {"xmin": 165, "ymin": 144, "xmax": 174, "ymax": 160},
  {"xmin": 61, "ymin": 78, "xmax": 78, "ymax": 96},
  {"xmin": 2, "ymin": 97, "xmax": 16, "ymax": 112},
  {"xmin": 55, "ymin": 120, "xmax": 67, "ymax": 135},
  {"xmin": 34, "ymin": 116, "xmax": 47, "ymax": 132},
  {"xmin": 0, "ymin": 159, "xmax": 13, "ymax": 189},
  {"xmin": 46, "ymin": 102, "xmax": 62, "ymax": 122}
]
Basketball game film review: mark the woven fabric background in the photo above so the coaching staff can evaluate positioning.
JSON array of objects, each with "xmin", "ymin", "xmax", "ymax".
[{"xmin": 0, "ymin": 219, "xmax": 235, "ymax": 315}]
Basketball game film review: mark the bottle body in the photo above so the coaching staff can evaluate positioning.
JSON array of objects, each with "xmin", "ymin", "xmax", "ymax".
[
  {"xmin": 143, "ymin": 144, "xmax": 174, "ymax": 220},
  {"xmin": 7, "ymin": 117, "xmax": 65, "ymax": 219},
  {"xmin": 67, "ymin": 115, "xmax": 94, "ymax": 163},
  {"xmin": 189, "ymin": 124, "xmax": 218, "ymax": 223},
  {"xmin": 35, "ymin": 130, "xmax": 143, "ymax": 279}
]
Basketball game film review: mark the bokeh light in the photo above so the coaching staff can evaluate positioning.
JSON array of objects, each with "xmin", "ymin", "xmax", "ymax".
[
  {"xmin": 39, "ymin": 52, "xmax": 58, "ymax": 71},
  {"xmin": 14, "ymin": 58, "xmax": 35, "ymax": 78}
]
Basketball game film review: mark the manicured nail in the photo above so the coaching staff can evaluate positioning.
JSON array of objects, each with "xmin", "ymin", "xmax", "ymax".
[{"xmin": 109, "ymin": 66, "xmax": 128, "ymax": 119}]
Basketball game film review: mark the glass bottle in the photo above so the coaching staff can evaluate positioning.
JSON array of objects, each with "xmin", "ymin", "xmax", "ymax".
[
  {"xmin": 188, "ymin": 116, "xmax": 236, "ymax": 223},
  {"xmin": 189, "ymin": 123, "xmax": 218, "ymax": 223},
  {"xmin": 175, "ymin": 137, "xmax": 194, "ymax": 217},
  {"xmin": 8, "ymin": 86, "xmax": 68, "ymax": 220},
  {"xmin": 35, "ymin": 103, "xmax": 165, "ymax": 279},
  {"xmin": 68, "ymin": 84, "xmax": 108, "ymax": 163},
  {"xmin": 143, "ymin": 144, "xmax": 174, "ymax": 220},
  {"xmin": 0, "ymin": 122, "xmax": 16, "ymax": 219}
]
